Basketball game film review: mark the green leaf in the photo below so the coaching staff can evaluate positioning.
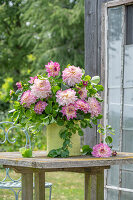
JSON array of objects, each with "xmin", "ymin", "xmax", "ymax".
[
  {"xmin": 84, "ymin": 75, "xmax": 91, "ymax": 81},
  {"xmin": 82, "ymin": 145, "xmax": 92, "ymax": 155},
  {"xmin": 92, "ymin": 118, "xmax": 97, "ymax": 125},
  {"xmin": 105, "ymin": 136, "xmax": 113, "ymax": 144},
  {"xmin": 13, "ymin": 111, "xmax": 19, "ymax": 119},
  {"xmin": 45, "ymin": 105, "xmax": 52, "ymax": 114},
  {"xmin": 19, "ymin": 147, "xmax": 32, "ymax": 158},
  {"xmin": 59, "ymin": 129, "xmax": 67, "ymax": 139},
  {"xmin": 95, "ymin": 85, "xmax": 104, "ymax": 91},
  {"xmin": 25, "ymin": 109, "xmax": 31, "ymax": 118},
  {"xmin": 80, "ymin": 120, "xmax": 87, "ymax": 128},
  {"xmin": 78, "ymin": 129, "xmax": 84, "ymax": 136},
  {"xmin": 61, "ymin": 149, "xmax": 69, "ymax": 158},
  {"xmin": 13, "ymin": 101, "xmax": 20, "ymax": 109},
  {"xmin": 77, "ymin": 113, "xmax": 84, "ymax": 120},
  {"xmin": 97, "ymin": 114, "xmax": 103, "ymax": 119},
  {"xmin": 52, "ymin": 86, "xmax": 60, "ymax": 94},
  {"xmin": 91, "ymin": 76, "xmax": 100, "ymax": 85},
  {"xmin": 47, "ymin": 149, "xmax": 58, "ymax": 157},
  {"xmin": 61, "ymin": 83, "xmax": 69, "ymax": 91},
  {"xmin": 57, "ymin": 118, "xmax": 65, "ymax": 126}
]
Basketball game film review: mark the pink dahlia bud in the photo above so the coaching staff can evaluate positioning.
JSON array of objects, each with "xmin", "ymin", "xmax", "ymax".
[
  {"xmin": 10, "ymin": 89, "xmax": 14, "ymax": 96},
  {"xmin": 75, "ymin": 99, "xmax": 90, "ymax": 113},
  {"xmin": 87, "ymin": 97, "xmax": 101, "ymax": 117},
  {"xmin": 28, "ymin": 76, "xmax": 38, "ymax": 84},
  {"xmin": 30, "ymin": 79, "xmax": 51, "ymax": 99},
  {"xmin": 82, "ymin": 80, "xmax": 88, "ymax": 86},
  {"xmin": 20, "ymin": 90, "xmax": 37, "ymax": 108},
  {"xmin": 56, "ymin": 88, "xmax": 77, "ymax": 106},
  {"xmin": 61, "ymin": 104, "xmax": 77, "ymax": 120},
  {"xmin": 92, "ymin": 143, "xmax": 112, "ymax": 158},
  {"xmin": 78, "ymin": 87, "xmax": 88, "ymax": 100},
  {"xmin": 45, "ymin": 61, "xmax": 60, "ymax": 77},
  {"xmin": 34, "ymin": 101, "xmax": 48, "ymax": 114},
  {"xmin": 112, "ymin": 151, "xmax": 117, "ymax": 156},
  {"xmin": 16, "ymin": 82, "xmax": 23, "ymax": 91},
  {"xmin": 62, "ymin": 65, "xmax": 83, "ymax": 86}
]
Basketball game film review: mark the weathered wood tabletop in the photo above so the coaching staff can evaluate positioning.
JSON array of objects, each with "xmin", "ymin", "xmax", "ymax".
[{"xmin": 1, "ymin": 151, "xmax": 133, "ymax": 200}]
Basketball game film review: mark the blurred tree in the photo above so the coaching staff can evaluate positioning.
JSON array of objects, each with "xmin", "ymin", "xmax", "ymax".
[
  {"xmin": 0, "ymin": 0, "xmax": 34, "ymax": 82},
  {"xmin": 0, "ymin": 0, "xmax": 84, "ymax": 112},
  {"xmin": 20, "ymin": 0, "xmax": 84, "ymax": 72}
]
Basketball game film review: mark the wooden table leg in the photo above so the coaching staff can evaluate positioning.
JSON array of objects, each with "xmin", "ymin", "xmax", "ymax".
[
  {"xmin": 84, "ymin": 169, "xmax": 104, "ymax": 200},
  {"xmin": 22, "ymin": 173, "xmax": 33, "ymax": 200},
  {"xmin": 35, "ymin": 171, "xmax": 45, "ymax": 200}
]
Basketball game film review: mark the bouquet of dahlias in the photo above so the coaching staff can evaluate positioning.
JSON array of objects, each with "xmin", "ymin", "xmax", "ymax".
[{"xmin": 9, "ymin": 61, "xmax": 107, "ymax": 157}]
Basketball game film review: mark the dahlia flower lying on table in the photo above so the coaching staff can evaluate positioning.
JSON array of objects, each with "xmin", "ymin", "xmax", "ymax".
[{"xmin": 9, "ymin": 61, "xmax": 115, "ymax": 158}]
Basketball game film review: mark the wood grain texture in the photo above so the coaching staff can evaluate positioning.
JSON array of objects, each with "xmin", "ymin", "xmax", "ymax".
[
  {"xmin": 84, "ymin": 0, "xmax": 112, "ymax": 146},
  {"xmin": 1, "ymin": 151, "xmax": 133, "ymax": 169},
  {"xmin": 84, "ymin": 0, "xmax": 98, "ymax": 147},
  {"xmin": 4, "ymin": 165, "xmax": 110, "ymax": 174},
  {"xmin": 35, "ymin": 172, "xmax": 45, "ymax": 200},
  {"xmin": 22, "ymin": 173, "xmax": 33, "ymax": 200},
  {"xmin": 107, "ymin": 0, "xmax": 133, "ymax": 7},
  {"xmin": 84, "ymin": 169, "xmax": 104, "ymax": 200}
]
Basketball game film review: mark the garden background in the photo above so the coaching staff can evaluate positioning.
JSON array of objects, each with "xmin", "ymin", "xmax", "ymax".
[{"xmin": 0, "ymin": 0, "xmax": 84, "ymax": 199}]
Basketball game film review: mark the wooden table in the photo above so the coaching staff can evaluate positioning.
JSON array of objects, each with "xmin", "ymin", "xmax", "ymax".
[{"xmin": 1, "ymin": 151, "xmax": 133, "ymax": 200}]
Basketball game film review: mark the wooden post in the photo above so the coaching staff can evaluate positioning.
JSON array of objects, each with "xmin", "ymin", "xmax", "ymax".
[
  {"xmin": 22, "ymin": 173, "xmax": 33, "ymax": 200},
  {"xmin": 84, "ymin": 169, "xmax": 104, "ymax": 200},
  {"xmin": 35, "ymin": 171, "xmax": 45, "ymax": 200}
]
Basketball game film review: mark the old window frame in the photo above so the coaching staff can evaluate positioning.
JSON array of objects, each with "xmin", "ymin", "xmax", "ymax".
[{"xmin": 101, "ymin": 0, "xmax": 133, "ymax": 199}]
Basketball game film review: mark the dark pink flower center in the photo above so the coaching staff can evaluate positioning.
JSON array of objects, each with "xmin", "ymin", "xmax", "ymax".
[
  {"xmin": 82, "ymin": 81, "xmax": 88, "ymax": 86},
  {"xmin": 100, "ymin": 148, "xmax": 105, "ymax": 153},
  {"xmin": 54, "ymin": 66, "xmax": 57, "ymax": 71}
]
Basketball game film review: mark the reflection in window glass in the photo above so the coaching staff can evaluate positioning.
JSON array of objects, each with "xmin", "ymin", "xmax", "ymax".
[
  {"xmin": 122, "ymin": 131, "xmax": 133, "ymax": 152},
  {"xmin": 121, "ymin": 191, "xmax": 133, "ymax": 200},
  {"xmin": 107, "ymin": 189, "xmax": 118, "ymax": 200},
  {"xmin": 107, "ymin": 166, "xmax": 120, "ymax": 186},
  {"xmin": 124, "ymin": 45, "xmax": 133, "ymax": 87},
  {"xmin": 108, "ymin": 7, "xmax": 123, "ymax": 88},
  {"xmin": 126, "ymin": 5, "xmax": 133, "ymax": 45}
]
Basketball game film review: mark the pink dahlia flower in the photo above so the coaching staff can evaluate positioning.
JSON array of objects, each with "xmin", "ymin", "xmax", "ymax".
[
  {"xmin": 87, "ymin": 97, "xmax": 101, "ymax": 117},
  {"xmin": 61, "ymin": 104, "xmax": 77, "ymax": 120},
  {"xmin": 56, "ymin": 89, "xmax": 77, "ymax": 106},
  {"xmin": 62, "ymin": 65, "xmax": 83, "ymax": 86},
  {"xmin": 92, "ymin": 143, "xmax": 112, "ymax": 158},
  {"xmin": 16, "ymin": 82, "xmax": 23, "ymax": 91},
  {"xmin": 78, "ymin": 87, "xmax": 88, "ymax": 100},
  {"xmin": 75, "ymin": 99, "xmax": 90, "ymax": 113},
  {"xmin": 34, "ymin": 101, "xmax": 47, "ymax": 114},
  {"xmin": 45, "ymin": 61, "xmax": 60, "ymax": 77},
  {"xmin": 31, "ymin": 79, "xmax": 51, "ymax": 99},
  {"xmin": 20, "ymin": 90, "xmax": 37, "ymax": 108},
  {"xmin": 28, "ymin": 76, "xmax": 38, "ymax": 84}
]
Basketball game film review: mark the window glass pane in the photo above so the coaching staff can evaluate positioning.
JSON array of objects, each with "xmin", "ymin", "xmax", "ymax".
[
  {"xmin": 121, "ymin": 191, "xmax": 133, "ymax": 200},
  {"xmin": 108, "ymin": 7, "xmax": 123, "ymax": 88},
  {"xmin": 122, "ymin": 170, "xmax": 133, "ymax": 189},
  {"xmin": 123, "ymin": 106, "xmax": 133, "ymax": 129},
  {"xmin": 108, "ymin": 104, "xmax": 120, "ymax": 150},
  {"xmin": 124, "ymin": 45, "xmax": 133, "ymax": 87},
  {"xmin": 107, "ymin": 166, "xmax": 120, "ymax": 186},
  {"xmin": 124, "ymin": 88, "xmax": 133, "ymax": 104},
  {"xmin": 108, "ymin": 89, "xmax": 121, "ymax": 104},
  {"xmin": 107, "ymin": 189, "xmax": 118, "ymax": 200},
  {"xmin": 122, "ymin": 164, "xmax": 133, "ymax": 171},
  {"xmin": 122, "ymin": 130, "xmax": 133, "ymax": 152},
  {"xmin": 126, "ymin": 5, "xmax": 133, "ymax": 45}
]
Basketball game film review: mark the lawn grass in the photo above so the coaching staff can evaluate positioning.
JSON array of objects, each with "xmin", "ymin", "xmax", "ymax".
[{"xmin": 0, "ymin": 169, "xmax": 84, "ymax": 200}]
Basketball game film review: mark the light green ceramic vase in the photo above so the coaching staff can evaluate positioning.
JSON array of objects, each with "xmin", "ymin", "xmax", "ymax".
[{"xmin": 47, "ymin": 123, "xmax": 81, "ymax": 156}]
